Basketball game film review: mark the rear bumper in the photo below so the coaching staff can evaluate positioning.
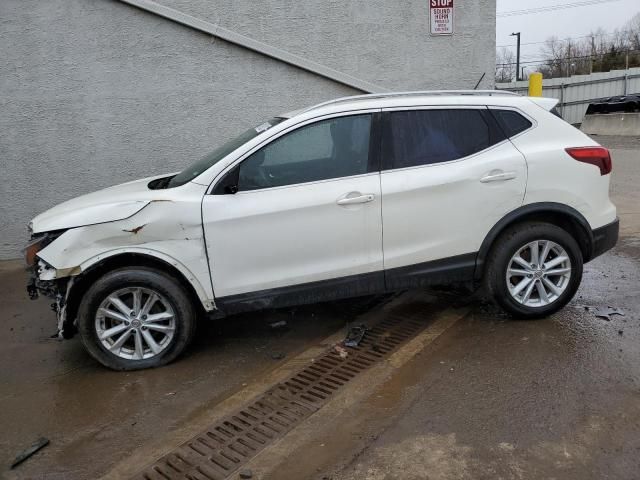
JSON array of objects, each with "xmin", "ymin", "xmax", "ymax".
[{"xmin": 590, "ymin": 217, "xmax": 619, "ymax": 260}]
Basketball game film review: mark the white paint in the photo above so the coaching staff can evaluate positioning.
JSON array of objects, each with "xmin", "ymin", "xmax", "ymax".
[
  {"xmin": 509, "ymin": 107, "xmax": 617, "ymax": 229},
  {"xmin": 36, "ymin": 181, "xmax": 215, "ymax": 308},
  {"xmin": 32, "ymin": 92, "xmax": 616, "ymax": 310},
  {"xmin": 29, "ymin": 174, "xmax": 174, "ymax": 233},
  {"xmin": 203, "ymin": 171, "xmax": 383, "ymax": 297},
  {"xmin": 380, "ymin": 113, "xmax": 527, "ymax": 269}
]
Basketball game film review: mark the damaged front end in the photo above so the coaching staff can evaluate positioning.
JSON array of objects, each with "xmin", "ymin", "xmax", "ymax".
[{"xmin": 25, "ymin": 231, "xmax": 76, "ymax": 339}]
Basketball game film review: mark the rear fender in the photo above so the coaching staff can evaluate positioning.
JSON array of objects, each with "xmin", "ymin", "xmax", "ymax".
[{"xmin": 475, "ymin": 202, "xmax": 594, "ymax": 280}]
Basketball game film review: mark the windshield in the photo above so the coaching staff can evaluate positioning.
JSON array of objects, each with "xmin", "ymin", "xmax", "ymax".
[{"xmin": 167, "ymin": 117, "xmax": 286, "ymax": 188}]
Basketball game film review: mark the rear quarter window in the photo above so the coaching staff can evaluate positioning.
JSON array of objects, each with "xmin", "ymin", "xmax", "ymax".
[{"xmin": 490, "ymin": 109, "xmax": 533, "ymax": 138}]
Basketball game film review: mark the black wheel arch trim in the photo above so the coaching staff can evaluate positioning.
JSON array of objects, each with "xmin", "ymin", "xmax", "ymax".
[
  {"xmin": 474, "ymin": 202, "xmax": 595, "ymax": 281},
  {"xmin": 64, "ymin": 253, "xmax": 204, "ymax": 337}
]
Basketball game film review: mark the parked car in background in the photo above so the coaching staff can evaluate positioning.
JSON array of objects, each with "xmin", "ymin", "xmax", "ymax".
[{"xmin": 25, "ymin": 91, "xmax": 618, "ymax": 370}]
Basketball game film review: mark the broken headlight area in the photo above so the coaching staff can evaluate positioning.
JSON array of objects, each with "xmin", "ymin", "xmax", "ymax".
[
  {"xmin": 23, "ymin": 231, "xmax": 64, "ymax": 269},
  {"xmin": 25, "ymin": 231, "xmax": 76, "ymax": 338},
  {"xmin": 25, "ymin": 231, "xmax": 64, "ymax": 301}
]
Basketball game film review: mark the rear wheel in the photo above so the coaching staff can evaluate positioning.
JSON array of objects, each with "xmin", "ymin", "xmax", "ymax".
[
  {"xmin": 485, "ymin": 222, "xmax": 583, "ymax": 318},
  {"xmin": 77, "ymin": 267, "xmax": 196, "ymax": 370}
]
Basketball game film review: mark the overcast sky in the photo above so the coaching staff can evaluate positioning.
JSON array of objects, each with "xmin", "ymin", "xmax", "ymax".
[{"xmin": 496, "ymin": 0, "xmax": 639, "ymax": 67}]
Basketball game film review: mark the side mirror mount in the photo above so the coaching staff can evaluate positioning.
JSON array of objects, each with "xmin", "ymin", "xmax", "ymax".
[{"xmin": 212, "ymin": 166, "xmax": 240, "ymax": 195}]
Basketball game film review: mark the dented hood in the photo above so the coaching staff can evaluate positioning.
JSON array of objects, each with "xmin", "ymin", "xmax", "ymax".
[{"xmin": 30, "ymin": 174, "xmax": 175, "ymax": 234}]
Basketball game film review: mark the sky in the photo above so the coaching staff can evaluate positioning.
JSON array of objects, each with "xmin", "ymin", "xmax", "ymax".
[{"xmin": 496, "ymin": 0, "xmax": 640, "ymax": 69}]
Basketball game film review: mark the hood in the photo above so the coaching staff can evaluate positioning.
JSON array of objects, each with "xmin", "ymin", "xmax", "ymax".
[{"xmin": 30, "ymin": 174, "xmax": 176, "ymax": 234}]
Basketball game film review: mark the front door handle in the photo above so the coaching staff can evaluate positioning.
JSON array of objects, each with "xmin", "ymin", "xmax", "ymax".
[
  {"xmin": 337, "ymin": 193, "xmax": 375, "ymax": 206},
  {"xmin": 480, "ymin": 170, "xmax": 517, "ymax": 183}
]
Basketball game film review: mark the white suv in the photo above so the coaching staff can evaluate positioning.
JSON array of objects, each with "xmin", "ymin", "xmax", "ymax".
[{"xmin": 25, "ymin": 91, "xmax": 619, "ymax": 370}]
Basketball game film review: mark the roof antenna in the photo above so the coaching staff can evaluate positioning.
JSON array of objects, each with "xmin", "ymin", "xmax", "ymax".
[{"xmin": 473, "ymin": 72, "xmax": 486, "ymax": 90}]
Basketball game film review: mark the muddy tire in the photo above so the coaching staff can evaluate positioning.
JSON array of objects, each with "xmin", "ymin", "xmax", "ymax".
[
  {"xmin": 77, "ymin": 267, "xmax": 196, "ymax": 370},
  {"xmin": 485, "ymin": 222, "xmax": 583, "ymax": 319}
]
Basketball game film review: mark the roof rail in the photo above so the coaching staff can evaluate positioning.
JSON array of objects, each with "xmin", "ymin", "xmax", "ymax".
[{"xmin": 302, "ymin": 90, "xmax": 521, "ymax": 113}]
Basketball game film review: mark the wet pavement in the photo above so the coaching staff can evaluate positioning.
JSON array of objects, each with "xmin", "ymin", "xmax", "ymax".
[
  {"xmin": 1, "ymin": 136, "xmax": 638, "ymax": 479},
  {"xmin": 263, "ymin": 138, "xmax": 640, "ymax": 480},
  {"xmin": 0, "ymin": 264, "xmax": 372, "ymax": 478}
]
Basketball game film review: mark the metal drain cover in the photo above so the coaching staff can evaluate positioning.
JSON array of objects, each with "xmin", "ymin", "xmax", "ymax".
[{"xmin": 135, "ymin": 306, "xmax": 430, "ymax": 480}]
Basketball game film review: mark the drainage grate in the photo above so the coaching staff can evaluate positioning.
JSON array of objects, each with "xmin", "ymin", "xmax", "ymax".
[{"xmin": 135, "ymin": 305, "xmax": 431, "ymax": 480}]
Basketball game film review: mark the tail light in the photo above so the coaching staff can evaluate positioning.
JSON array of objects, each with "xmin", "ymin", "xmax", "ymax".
[{"xmin": 565, "ymin": 147, "xmax": 612, "ymax": 175}]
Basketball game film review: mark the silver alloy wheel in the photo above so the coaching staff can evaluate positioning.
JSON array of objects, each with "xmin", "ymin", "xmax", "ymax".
[
  {"xmin": 95, "ymin": 287, "xmax": 176, "ymax": 360},
  {"xmin": 506, "ymin": 240, "xmax": 572, "ymax": 308}
]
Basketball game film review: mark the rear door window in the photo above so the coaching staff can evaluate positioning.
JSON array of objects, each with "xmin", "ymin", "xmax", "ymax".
[
  {"xmin": 382, "ymin": 109, "xmax": 503, "ymax": 170},
  {"xmin": 490, "ymin": 109, "xmax": 533, "ymax": 137}
]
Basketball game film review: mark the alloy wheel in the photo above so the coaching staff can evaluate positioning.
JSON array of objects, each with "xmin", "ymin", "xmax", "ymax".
[
  {"xmin": 506, "ymin": 240, "xmax": 572, "ymax": 308},
  {"xmin": 95, "ymin": 287, "xmax": 176, "ymax": 360}
]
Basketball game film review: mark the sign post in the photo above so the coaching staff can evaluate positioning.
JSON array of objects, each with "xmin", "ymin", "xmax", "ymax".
[{"xmin": 430, "ymin": 0, "xmax": 454, "ymax": 36}]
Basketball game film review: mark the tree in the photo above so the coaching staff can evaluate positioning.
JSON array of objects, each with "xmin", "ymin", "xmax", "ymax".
[
  {"xmin": 495, "ymin": 47, "xmax": 516, "ymax": 83},
  {"xmin": 502, "ymin": 13, "xmax": 640, "ymax": 80}
]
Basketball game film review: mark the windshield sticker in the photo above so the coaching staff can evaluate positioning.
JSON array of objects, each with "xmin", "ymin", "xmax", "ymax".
[{"xmin": 255, "ymin": 122, "xmax": 272, "ymax": 133}]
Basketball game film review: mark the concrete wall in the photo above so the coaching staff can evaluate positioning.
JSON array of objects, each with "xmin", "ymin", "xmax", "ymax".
[
  {"xmin": 0, "ymin": 0, "xmax": 495, "ymax": 259},
  {"xmin": 581, "ymin": 113, "xmax": 640, "ymax": 136}
]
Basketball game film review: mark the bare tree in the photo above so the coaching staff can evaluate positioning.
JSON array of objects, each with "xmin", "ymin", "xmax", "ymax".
[
  {"xmin": 495, "ymin": 47, "xmax": 516, "ymax": 83},
  {"xmin": 534, "ymin": 18, "xmax": 640, "ymax": 79},
  {"xmin": 538, "ymin": 37, "xmax": 566, "ymax": 78}
]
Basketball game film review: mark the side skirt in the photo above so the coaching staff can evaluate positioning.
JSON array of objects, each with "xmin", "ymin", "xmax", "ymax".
[
  {"xmin": 384, "ymin": 252, "xmax": 477, "ymax": 291},
  {"xmin": 216, "ymin": 271, "xmax": 386, "ymax": 316},
  {"xmin": 215, "ymin": 253, "xmax": 478, "ymax": 316}
]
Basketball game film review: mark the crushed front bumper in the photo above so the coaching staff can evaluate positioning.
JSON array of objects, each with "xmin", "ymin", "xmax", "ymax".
[{"xmin": 27, "ymin": 261, "xmax": 76, "ymax": 339}]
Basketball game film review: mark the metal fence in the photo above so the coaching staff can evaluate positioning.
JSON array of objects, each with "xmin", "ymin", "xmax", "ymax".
[{"xmin": 496, "ymin": 67, "xmax": 640, "ymax": 125}]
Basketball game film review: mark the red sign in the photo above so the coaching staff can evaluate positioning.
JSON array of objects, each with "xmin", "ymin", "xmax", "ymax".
[{"xmin": 430, "ymin": 0, "xmax": 454, "ymax": 35}]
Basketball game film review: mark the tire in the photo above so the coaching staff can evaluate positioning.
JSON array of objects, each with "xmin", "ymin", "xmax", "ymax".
[
  {"xmin": 77, "ymin": 267, "xmax": 197, "ymax": 370},
  {"xmin": 485, "ymin": 222, "xmax": 583, "ymax": 319}
]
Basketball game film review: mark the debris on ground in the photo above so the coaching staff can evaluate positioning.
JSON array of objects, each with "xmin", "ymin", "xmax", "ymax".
[
  {"xmin": 270, "ymin": 352, "xmax": 285, "ymax": 360},
  {"xmin": 343, "ymin": 324, "xmax": 367, "ymax": 347},
  {"xmin": 593, "ymin": 306, "xmax": 625, "ymax": 321},
  {"xmin": 618, "ymin": 330, "xmax": 624, "ymax": 336},
  {"xmin": 334, "ymin": 345, "xmax": 349, "ymax": 359},
  {"xmin": 269, "ymin": 320, "xmax": 287, "ymax": 329},
  {"xmin": 11, "ymin": 437, "xmax": 49, "ymax": 469},
  {"xmin": 239, "ymin": 468, "xmax": 253, "ymax": 479}
]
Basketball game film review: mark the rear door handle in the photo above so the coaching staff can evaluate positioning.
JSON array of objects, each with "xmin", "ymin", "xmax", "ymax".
[
  {"xmin": 480, "ymin": 171, "xmax": 517, "ymax": 183},
  {"xmin": 337, "ymin": 193, "xmax": 375, "ymax": 205}
]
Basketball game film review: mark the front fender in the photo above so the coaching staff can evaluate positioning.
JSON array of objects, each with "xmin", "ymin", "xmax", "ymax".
[
  {"xmin": 75, "ymin": 247, "xmax": 215, "ymax": 310},
  {"xmin": 36, "ymin": 192, "xmax": 215, "ymax": 311}
]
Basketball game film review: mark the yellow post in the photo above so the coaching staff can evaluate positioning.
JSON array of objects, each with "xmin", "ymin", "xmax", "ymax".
[{"xmin": 528, "ymin": 72, "xmax": 543, "ymax": 97}]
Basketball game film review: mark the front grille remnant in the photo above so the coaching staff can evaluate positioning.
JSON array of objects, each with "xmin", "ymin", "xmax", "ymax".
[{"xmin": 136, "ymin": 305, "xmax": 430, "ymax": 480}]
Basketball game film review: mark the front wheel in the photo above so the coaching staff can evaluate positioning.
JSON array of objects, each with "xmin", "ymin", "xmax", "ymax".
[
  {"xmin": 485, "ymin": 222, "xmax": 583, "ymax": 319},
  {"xmin": 77, "ymin": 267, "xmax": 197, "ymax": 370}
]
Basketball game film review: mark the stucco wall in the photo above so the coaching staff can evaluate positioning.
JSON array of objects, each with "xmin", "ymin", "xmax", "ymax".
[
  {"xmin": 0, "ymin": 0, "xmax": 495, "ymax": 258},
  {"xmin": 157, "ymin": 0, "xmax": 496, "ymax": 91}
]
